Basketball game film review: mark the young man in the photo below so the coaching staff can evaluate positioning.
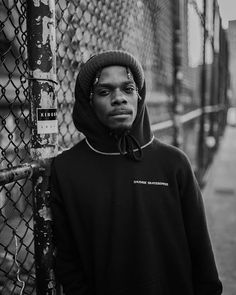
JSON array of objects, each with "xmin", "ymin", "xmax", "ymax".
[{"xmin": 50, "ymin": 50, "xmax": 222, "ymax": 295}]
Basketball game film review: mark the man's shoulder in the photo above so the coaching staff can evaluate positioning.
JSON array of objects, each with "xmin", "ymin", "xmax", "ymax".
[
  {"xmin": 54, "ymin": 139, "xmax": 87, "ymax": 166},
  {"xmin": 152, "ymin": 138, "xmax": 186, "ymax": 157},
  {"xmin": 151, "ymin": 138, "xmax": 190, "ymax": 166}
]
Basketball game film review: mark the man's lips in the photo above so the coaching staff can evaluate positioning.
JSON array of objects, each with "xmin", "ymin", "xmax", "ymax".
[{"xmin": 108, "ymin": 109, "xmax": 132, "ymax": 116}]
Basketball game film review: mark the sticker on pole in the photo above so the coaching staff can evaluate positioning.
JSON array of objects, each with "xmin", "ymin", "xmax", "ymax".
[{"xmin": 37, "ymin": 108, "xmax": 58, "ymax": 134}]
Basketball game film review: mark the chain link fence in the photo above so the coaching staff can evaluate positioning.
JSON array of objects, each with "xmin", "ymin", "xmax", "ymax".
[
  {"xmin": 185, "ymin": 0, "xmax": 229, "ymax": 178},
  {"xmin": 0, "ymin": 0, "xmax": 35, "ymax": 294},
  {"xmin": 56, "ymin": 0, "xmax": 174, "ymax": 150},
  {"xmin": 0, "ymin": 0, "xmax": 229, "ymax": 294}
]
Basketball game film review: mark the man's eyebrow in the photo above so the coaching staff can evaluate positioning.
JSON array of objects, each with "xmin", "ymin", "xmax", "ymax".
[
  {"xmin": 94, "ymin": 83, "xmax": 113, "ymax": 88},
  {"xmin": 95, "ymin": 81, "xmax": 136, "ymax": 88},
  {"xmin": 122, "ymin": 81, "xmax": 136, "ymax": 86}
]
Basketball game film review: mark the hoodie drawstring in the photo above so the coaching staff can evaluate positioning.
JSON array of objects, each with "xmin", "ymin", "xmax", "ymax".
[{"xmin": 117, "ymin": 131, "xmax": 142, "ymax": 161}]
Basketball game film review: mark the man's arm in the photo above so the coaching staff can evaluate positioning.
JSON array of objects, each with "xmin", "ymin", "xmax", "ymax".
[
  {"xmin": 178, "ymin": 155, "xmax": 223, "ymax": 295},
  {"xmin": 50, "ymin": 161, "xmax": 91, "ymax": 295}
]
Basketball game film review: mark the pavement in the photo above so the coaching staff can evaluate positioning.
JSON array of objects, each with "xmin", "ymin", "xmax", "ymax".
[{"xmin": 203, "ymin": 126, "xmax": 236, "ymax": 295}]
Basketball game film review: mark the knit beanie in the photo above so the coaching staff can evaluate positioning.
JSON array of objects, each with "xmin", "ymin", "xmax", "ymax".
[{"xmin": 77, "ymin": 50, "xmax": 145, "ymax": 97}]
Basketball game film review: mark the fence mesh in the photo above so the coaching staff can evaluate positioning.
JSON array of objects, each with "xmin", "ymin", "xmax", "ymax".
[
  {"xmin": 0, "ymin": 0, "xmax": 35, "ymax": 294},
  {"xmin": 0, "ymin": 0, "xmax": 229, "ymax": 294},
  {"xmin": 56, "ymin": 0, "xmax": 174, "ymax": 149}
]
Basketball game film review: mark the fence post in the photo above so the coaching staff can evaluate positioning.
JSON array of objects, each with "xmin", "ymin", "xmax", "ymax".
[
  {"xmin": 197, "ymin": 0, "xmax": 207, "ymax": 179},
  {"xmin": 172, "ymin": 0, "xmax": 183, "ymax": 147},
  {"xmin": 26, "ymin": 0, "xmax": 58, "ymax": 294}
]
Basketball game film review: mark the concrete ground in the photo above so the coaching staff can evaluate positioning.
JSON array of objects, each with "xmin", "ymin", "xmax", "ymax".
[{"xmin": 203, "ymin": 126, "xmax": 236, "ymax": 295}]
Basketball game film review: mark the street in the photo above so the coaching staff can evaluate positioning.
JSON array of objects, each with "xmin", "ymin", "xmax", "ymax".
[{"xmin": 203, "ymin": 126, "xmax": 236, "ymax": 295}]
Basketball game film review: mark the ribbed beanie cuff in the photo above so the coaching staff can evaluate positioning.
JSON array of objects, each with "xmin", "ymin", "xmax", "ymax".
[{"xmin": 77, "ymin": 50, "xmax": 145, "ymax": 97}]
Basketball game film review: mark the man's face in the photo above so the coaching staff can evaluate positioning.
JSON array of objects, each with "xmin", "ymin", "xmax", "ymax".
[{"xmin": 92, "ymin": 66, "xmax": 139, "ymax": 131}]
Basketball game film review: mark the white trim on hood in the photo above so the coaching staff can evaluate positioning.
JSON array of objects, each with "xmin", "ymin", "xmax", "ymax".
[{"xmin": 85, "ymin": 136, "xmax": 155, "ymax": 156}]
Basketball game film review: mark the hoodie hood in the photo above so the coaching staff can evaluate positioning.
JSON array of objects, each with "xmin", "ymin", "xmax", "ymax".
[{"xmin": 72, "ymin": 51, "xmax": 153, "ymax": 160}]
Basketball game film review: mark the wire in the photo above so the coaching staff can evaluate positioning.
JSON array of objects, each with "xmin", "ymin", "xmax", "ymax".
[{"xmin": 13, "ymin": 230, "xmax": 26, "ymax": 295}]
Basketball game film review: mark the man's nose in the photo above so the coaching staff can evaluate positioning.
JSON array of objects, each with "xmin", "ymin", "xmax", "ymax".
[{"xmin": 111, "ymin": 89, "xmax": 127, "ymax": 105}]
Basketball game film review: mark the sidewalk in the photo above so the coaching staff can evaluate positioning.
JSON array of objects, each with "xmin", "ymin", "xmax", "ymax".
[{"xmin": 203, "ymin": 126, "xmax": 236, "ymax": 295}]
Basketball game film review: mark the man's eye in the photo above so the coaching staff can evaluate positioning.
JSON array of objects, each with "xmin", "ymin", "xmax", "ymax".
[
  {"xmin": 124, "ymin": 87, "xmax": 135, "ymax": 93},
  {"xmin": 97, "ymin": 89, "xmax": 110, "ymax": 96}
]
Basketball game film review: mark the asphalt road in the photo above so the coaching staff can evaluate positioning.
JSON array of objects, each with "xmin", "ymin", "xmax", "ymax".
[{"xmin": 203, "ymin": 126, "xmax": 236, "ymax": 295}]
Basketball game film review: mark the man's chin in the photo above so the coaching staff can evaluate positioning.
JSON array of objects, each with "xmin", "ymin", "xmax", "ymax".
[{"xmin": 110, "ymin": 124, "xmax": 132, "ymax": 134}]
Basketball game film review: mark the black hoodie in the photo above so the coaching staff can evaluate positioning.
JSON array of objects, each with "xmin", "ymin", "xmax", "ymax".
[{"xmin": 50, "ymin": 71, "xmax": 222, "ymax": 295}]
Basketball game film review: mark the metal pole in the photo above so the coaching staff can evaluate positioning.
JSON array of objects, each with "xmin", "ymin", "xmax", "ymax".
[
  {"xmin": 208, "ymin": 0, "xmax": 217, "ymax": 156},
  {"xmin": 27, "ymin": 0, "xmax": 58, "ymax": 293},
  {"xmin": 0, "ymin": 162, "xmax": 40, "ymax": 186},
  {"xmin": 172, "ymin": 0, "xmax": 183, "ymax": 147},
  {"xmin": 197, "ymin": 0, "xmax": 207, "ymax": 179}
]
